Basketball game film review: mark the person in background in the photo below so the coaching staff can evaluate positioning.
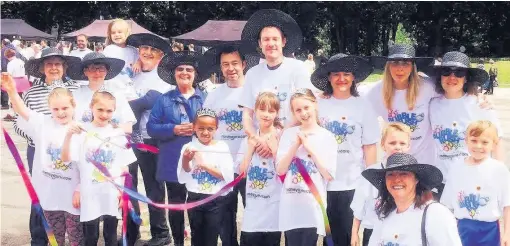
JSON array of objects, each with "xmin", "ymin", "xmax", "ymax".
[
  {"xmin": 32, "ymin": 44, "xmax": 42, "ymax": 59},
  {"xmin": 1, "ymin": 39, "xmax": 11, "ymax": 109},
  {"xmin": 40, "ymin": 39, "xmax": 49, "ymax": 50},
  {"xmin": 487, "ymin": 59, "xmax": 498, "ymax": 95},
  {"xmin": 3, "ymin": 48, "xmax": 26, "ymax": 121},
  {"xmin": 303, "ymin": 53, "xmax": 316, "ymax": 75},
  {"xmin": 69, "ymin": 34, "xmax": 93, "ymax": 59}
]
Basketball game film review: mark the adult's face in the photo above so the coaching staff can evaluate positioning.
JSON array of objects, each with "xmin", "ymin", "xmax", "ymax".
[
  {"xmin": 42, "ymin": 56, "xmax": 66, "ymax": 82},
  {"xmin": 385, "ymin": 170, "xmax": 417, "ymax": 201},
  {"xmin": 258, "ymin": 26, "xmax": 286, "ymax": 61},
  {"xmin": 220, "ymin": 51, "xmax": 246, "ymax": 83},
  {"xmin": 174, "ymin": 65, "xmax": 196, "ymax": 89},
  {"xmin": 83, "ymin": 63, "xmax": 107, "ymax": 83},
  {"xmin": 77, "ymin": 36, "xmax": 88, "ymax": 50},
  {"xmin": 388, "ymin": 60, "xmax": 413, "ymax": 88},
  {"xmin": 440, "ymin": 67, "xmax": 467, "ymax": 95},
  {"xmin": 329, "ymin": 72, "xmax": 355, "ymax": 94},
  {"xmin": 139, "ymin": 45, "xmax": 164, "ymax": 70}
]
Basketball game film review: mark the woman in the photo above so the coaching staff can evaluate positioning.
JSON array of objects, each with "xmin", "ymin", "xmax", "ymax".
[
  {"xmin": 311, "ymin": 53, "xmax": 380, "ymax": 245},
  {"xmin": 67, "ymin": 52, "xmax": 136, "ymax": 134},
  {"xmin": 146, "ymin": 51, "xmax": 207, "ymax": 246},
  {"xmin": 362, "ymin": 153, "xmax": 462, "ymax": 246}
]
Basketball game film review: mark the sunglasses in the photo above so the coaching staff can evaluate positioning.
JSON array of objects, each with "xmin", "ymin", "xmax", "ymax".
[
  {"xmin": 175, "ymin": 67, "xmax": 195, "ymax": 73},
  {"xmin": 441, "ymin": 68, "xmax": 467, "ymax": 78}
]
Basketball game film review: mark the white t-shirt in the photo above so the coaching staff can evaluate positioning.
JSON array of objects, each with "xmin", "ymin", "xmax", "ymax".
[
  {"xmin": 350, "ymin": 164, "xmax": 383, "ymax": 229},
  {"xmin": 203, "ymin": 83, "xmax": 247, "ymax": 163},
  {"xmin": 7, "ymin": 58, "xmax": 25, "ymax": 77},
  {"xmin": 239, "ymin": 57, "xmax": 314, "ymax": 127},
  {"xmin": 276, "ymin": 126, "xmax": 337, "ymax": 236},
  {"xmin": 103, "ymin": 44, "xmax": 139, "ymax": 94},
  {"xmin": 72, "ymin": 84, "xmax": 136, "ymax": 126},
  {"xmin": 237, "ymin": 138, "xmax": 281, "ymax": 232},
  {"xmin": 429, "ymin": 94, "xmax": 502, "ymax": 182},
  {"xmin": 69, "ymin": 48, "xmax": 93, "ymax": 59},
  {"xmin": 177, "ymin": 139, "xmax": 234, "ymax": 195},
  {"xmin": 369, "ymin": 203, "xmax": 462, "ymax": 246},
  {"xmin": 441, "ymin": 158, "xmax": 510, "ymax": 222},
  {"xmin": 318, "ymin": 96, "xmax": 380, "ymax": 191},
  {"xmin": 19, "ymin": 111, "xmax": 80, "ymax": 215},
  {"xmin": 69, "ymin": 123, "xmax": 137, "ymax": 222},
  {"xmin": 132, "ymin": 68, "xmax": 174, "ymax": 139},
  {"xmin": 363, "ymin": 79, "xmax": 438, "ymax": 165}
]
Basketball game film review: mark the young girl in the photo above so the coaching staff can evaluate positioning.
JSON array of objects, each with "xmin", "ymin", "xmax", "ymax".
[
  {"xmin": 177, "ymin": 108, "xmax": 234, "ymax": 246},
  {"xmin": 350, "ymin": 122, "xmax": 412, "ymax": 246},
  {"xmin": 62, "ymin": 90, "xmax": 137, "ymax": 246},
  {"xmin": 238, "ymin": 92, "xmax": 283, "ymax": 246},
  {"xmin": 276, "ymin": 88, "xmax": 337, "ymax": 245},
  {"xmin": 1, "ymin": 75, "xmax": 83, "ymax": 246},
  {"xmin": 441, "ymin": 120, "xmax": 510, "ymax": 246}
]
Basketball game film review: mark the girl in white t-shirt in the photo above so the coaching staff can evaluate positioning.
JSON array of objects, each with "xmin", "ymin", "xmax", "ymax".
[
  {"xmin": 276, "ymin": 89, "xmax": 337, "ymax": 246},
  {"xmin": 62, "ymin": 90, "xmax": 137, "ymax": 246},
  {"xmin": 441, "ymin": 121, "xmax": 510, "ymax": 246},
  {"xmin": 237, "ymin": 92, "xmax": 283, "ymax": 246},
  {"xmin": 177, "ymin": 108, "xmax": 234, "ymax": 246},
  {"xmin": 1, "ymin": 76, "xmax": 83, "ymax": 246},
  {"xmin": 350, "ymin": 122, "xmax": 412, "ymax": 246}
]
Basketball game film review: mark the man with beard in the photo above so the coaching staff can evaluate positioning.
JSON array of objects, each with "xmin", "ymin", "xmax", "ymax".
[
  {"xmin": 124, "ymin": 33, "xmax": 174, "ymax": 246},
  {"xmin": 69, "ymin": 34, "xmax": 93, "ymax": 59}
]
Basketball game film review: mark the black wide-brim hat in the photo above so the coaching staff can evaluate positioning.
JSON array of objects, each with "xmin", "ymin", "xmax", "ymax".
[
  {"xmin": 428, "ymin": 51, "xmax": 489, "ymax": 84},
  {"xmin": 66, "ymin": 52, "xmax": 125, "ymax": 81},
  {"xmin": 241, "ymin": 9, "xmax": 303, "ymax": 56},
  {"xmin": 25, "ymin": 47, "xmax": 81, "ymax": 78},
  {"xmin": 126, "ymin": 33, "xmax": 171, "ymax": 54},
  {"xmin": 311, "ymin": 53, "xmax": 373, "ymax": 92},
  {"xmin": 199, "ymin": 42, "xmax": 260, "ymax": 78},
  {"xmin": 370, "ymin": 44, "xmax": 434, "ymax": 71},
  {"xmin": 362, "ymin": 153, "xmax": 443, "ymax": 192},
  {"xmin": 157, "ymin": 51, "xmax": 208, "ymax": 85}
]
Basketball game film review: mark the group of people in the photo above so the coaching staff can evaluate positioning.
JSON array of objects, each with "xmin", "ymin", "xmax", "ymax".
[{"xmin": 1, "ymin": 8, "xmax": 508, "ymax": 246}]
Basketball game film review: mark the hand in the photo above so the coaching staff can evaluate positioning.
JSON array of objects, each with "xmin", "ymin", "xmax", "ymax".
[
  {"xmin": 67, "ymin": 121, "xmax": 83, "ymax": 136},
  {"xmin": 350, "ymin": 236, "xmax": 359, "ymax": 246},
  {"xmin": 72, "ymin": 191, "xmax": 80, "ymax": 208},
  {"xmin": 193, "ymin": 152, "xmax": 206, "ymax": 168},
  {"xmin": 477, "ymin": 94, "xmax": 494, "ymax": 110},
  {"xmin": 247, "ymin": 135, "xmax": 258, "ymax": 150},
  {"xmin": 253, "ymin": 136, "xmax": 272, "ymax": 158},
  {"xmin": 183, "ymin": 147, "xmax": 196, "ymax": 162},
  {"xmin": 1, "ymin": 73, "xmax": 16, "ymax": 93},
  {"xmin": 131, "ymin": 61, "xmax": 142, "ymax": 75},
  {"xmin": 173, "ymin": 123, "xmax": 194, "ymax": 136},
  {"xmin": 502, "ymin": 232, "xmax": 509, "ymax": 246},
  {"xmin": 266, "ymin": 134, "xmax": 279, "ymax": 154},
  {"xmin": 298, "ymin": 131, "xmax": 312, "ymax": 153}
]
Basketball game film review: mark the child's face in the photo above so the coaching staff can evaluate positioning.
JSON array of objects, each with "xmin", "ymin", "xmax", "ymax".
[
  {"xmin": 465, "ymin": 131, "xmax": 495, "ymax": 160},
  {"xmin": 91, "ymin": 99, "xmax": 115, "ymax": 127},
  {"xmin": 49, "ymin": 97, "xmax": 74, "ymax": 125},
  {"xmin": 255, "ymin": 104, "xmax": 277, "ymax": 128},
  {"xmin": 291, "ymin": 98, "xmax": 316, "ymax": 124},
  {"xmin": 110, "ymin": 22, "xmax": 129, "ymax": 45},
  {"xmin": 382, "ymin": 131, "xmax": 410, "ymax": 156},
  {"xmin": 193, "ymin": 116, "xmax": 217, "ymax": 145}
]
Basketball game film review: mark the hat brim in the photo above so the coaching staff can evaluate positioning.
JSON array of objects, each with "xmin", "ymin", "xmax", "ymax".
[
  {"xmin": 428, "ymin": 65, "xmax": 489, "ymax": 85},
  {"xmin": 126, "ymin": 33, "xmax": 171, "ymax": 54},
  {"xmin": 370, "ymin": 56, "xmax": 434, "ymax": 72},
  {"xmin": 241, "ymin": 9, "xmax": 303, "ymax": 56},
  {"xmin": 200, "ymin": 43, "xmax": 260, "ymax": 80},
  {"xmin": 361, "ymin": 164, "xmax": 443, "ymax": 192},
  {"xmin": 311, "ymin": 56, "xmax": 373, "ymax": 92},
  {"xmin": 25, "ymin": 54, "xmax": 81, "ymax": 78},
  {"xmin": 157, "ymin": 52, "xmax": 208, "ymax": 86},
  {"xmin": 66, "ymin": 57, "xmax": 126, "ymax": 81}
]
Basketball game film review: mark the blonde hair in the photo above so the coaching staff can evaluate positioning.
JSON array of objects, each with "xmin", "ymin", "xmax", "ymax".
[
  {"xmin": 382, "ymin": 63, "xmax": 421, "ymax": 110},
  {"xmin": 47, "ymin": 87, "xmax": 76, "ymax": 108},
  {"xmin": 466, "ymin": 120, "xmax": 499, "ymax": 143},
  {"xmin": 381, "ymin": 122, "xmax": 412, "ymax": 145},
  {"xmin": 289, "ymin": 89, "xmax": 321, "ymax": 126},
  {"xmin": 90, "ymin": 91, "xmax": 116, "ymax": 109},
  {"xmin": 106, "ymin": 19, "xmax": 131, "ymax": 45},
  {"xmin": 254, "ymin": 92, "xmax": 284, "ymax": 129}
]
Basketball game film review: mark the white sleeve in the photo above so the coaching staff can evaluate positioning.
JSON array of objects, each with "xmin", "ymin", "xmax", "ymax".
[
  {"xmin": 367, "ymin": 219, "xmax": 382, "ymax": 246},
  {"xmin": 293, "ymin": 62, "xmax": 314, "ymax": 91},
  {"xmin": 238, "ymin": 70, "xmax": 256, "ymax": 110},
  {"xmin": 440, "ymin": 170, "xmax": 455, "ymax": 209},
  {"xmin": 497, "ymin": 163, "xmax": 510, "ymax": 208},
  {"xmin": 177, "ymin": 143, "xmax": 192, "ymax": 184},
  {"xmin": 425, "ymin": 203, "xmax": 463, "ymax": 246},
  {"xmin": 276, "ymin": 129, "xmax": 294, "ymax": 164},
  {"xmin": 361, "ymin": 82, "xmax": 385, "ymax": 118},
  {"xmin": 350, "ymin": 181, "xmax": 368, "ymax": 220},
  {"xmin": 361, "ymin": 99, "xmax": 381, "ymax": 145},
  {"xmin": 322, "ymin": 132, "xmax": 338, "ymax": 179},
  {"xmin": 18, "ymin": 110, "xmax": 45, "ymax": 142},
  {"xmin": 234, "ymin": 139, "xmax": 248, "ymax": 174},
  {"xmin": 117, "ymin": 95, "xmax": 137, "ymax": 124},
  {"xmin": 218, "ymin": 142, "xmax": 234, "ymax": 183},
  {"xmin": 202, "ymin": 89, "xmax": 215, "ymax": 108},
  {"xmin": 114, "ymin": 134, "xmax": 137, "ymax": 166},
  {"xmin": 70, "ymin": 134, "xmax": 85, "ymax": 163}
]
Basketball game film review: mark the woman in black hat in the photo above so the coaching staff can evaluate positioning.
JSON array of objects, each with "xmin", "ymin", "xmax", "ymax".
[
  {"xmin": 311, "ymin": 53, "xmax": 380, "ymax": 246},
  {"xmin": 362, "ymin": 153, "xmax": 462, "ymax": 246},
  {"xmin": 146, "ymin": 51, "xmax": 207, "ymax": 246},
  {"xmin": 428, "ymin": 51, "xmax": 504, "ymax": 199}
]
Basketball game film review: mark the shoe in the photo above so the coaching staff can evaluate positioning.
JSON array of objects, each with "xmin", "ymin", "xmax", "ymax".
[
  {"xmin": 3, "ymin": 114, "xmax": 15, "ymax": 121},
  {"xmin": 144, "ymin": 236, "xmax": 172, "ymax": 246}
]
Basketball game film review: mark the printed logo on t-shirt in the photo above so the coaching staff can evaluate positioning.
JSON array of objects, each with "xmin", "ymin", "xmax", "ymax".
[
  {"xmin": 217, "ymin": 109, "xmax": 243, "ymax": 132},
  {"xmin": 458, "ymin": 191, "xmax": 490, "ymax": 218},
  {"xmin": 46, "ymin": 144, "xmax": 71, "ymax": 171},
  {"xmin": 433, "ymin": 124, "xmax": 465, "ymax": 152},
  {"xmin": 289, "ymin": 158, "xmax": 318, "ymax": 184},
  {"xmin": 86, "ymin": 148, "xmax": 115, "ymax": 183},
  {"xmin": 247, "ymin": 164, "xmax": 275, "ymax": 190},
  {"xmin": 191, "ymin": 168, "xmax": 221, "ymax": 192},
  {"xmin": 387, "ymin": 109, "xmax": 424, "ymax": 133},
  {"xmin": 320, "ymin": 117, "xmax": 355, "ymax": 146},
  {"xmin": 382, "ymin": 242, "xmax": 400, "ymax": 246},
  {"xmin": 120, "ymin": 67, "xmax": 134, "ymax": 78}
]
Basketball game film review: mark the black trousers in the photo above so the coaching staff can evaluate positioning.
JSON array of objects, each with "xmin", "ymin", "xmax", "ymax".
[
  {"xmin": 187, "ymin": 191, "xmax": 225, "ymax": 246},
  {"xmin": 83, "ymin": 215, "xmax": 118, "ymax": 246},
  {"xmin": 165, "ymin": 182, "xmax": 187, "ymax": 245},
  {"xmin": 27, "ymin": 145, "xmax": 49, "ymax": 246},
  {"xmin": 1, "ymin": 90, "xmax": 8, "ymax": 107},
  {"xmin": 285, "ymin": 228, "xmax": 318, "ymax": 246},
  {"xmin": 324, "ymin": 190, "xmax": 355, "ymax": 246},
  {"xmin": 240, "ymin": 231, "xmax": 281, "ymax": 246},
  {"xmin": 363, "ymin": 228, "xmax": 373, "ymax": 246},
  {"xmin": 127, "ymin": 139, "xmax": 170, "ymax": 243},
  {"xmin": 220, "ymin": 175, "xmax": 246, "ymax": 246}
]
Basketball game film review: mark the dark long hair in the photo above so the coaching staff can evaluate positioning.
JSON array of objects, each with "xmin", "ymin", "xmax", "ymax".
[{"xmin": 375, "ymin": 179, "xmax": 434, "ymax": 219}]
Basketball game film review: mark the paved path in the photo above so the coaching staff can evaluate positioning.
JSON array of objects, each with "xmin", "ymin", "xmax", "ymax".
[{"xmin": 2, "ymin": 88, "xmax": 509, "ymax": 246}]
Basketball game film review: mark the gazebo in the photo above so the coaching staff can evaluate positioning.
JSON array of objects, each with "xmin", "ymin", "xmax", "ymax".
[
  {"xmin": 1, "ymin": 19, "xmax": 55, "ymax": 40},
  {"xmin": 62, "ymin": 19, "xmax": 167, "ymax": 41},
  {"xmin": 173, "ymin": 20, "xmax": 247, "ymax": 46}
]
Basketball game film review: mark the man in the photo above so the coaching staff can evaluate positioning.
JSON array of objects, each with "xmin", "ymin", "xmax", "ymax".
[
  {"xmin": 69, "ymin": 34, "xmax": 93, "ymax": 59},
  {"xmin": 125, "ymin": 33, "xmax": 174, "ymax": 246},
  {"xmin": 13, "ymin": 48, "xmax": 80, "ymax": 246},
  {"xmin": 32, "ymin": 44, "xmax": 42, "ymax": 59},
  {"xmin": 239, "ymin": 9, "xmax": 313, "ymax": 158},
  {"xmin": 487, "ymin": 59, "xmax": 498, "ymax": 95},
  {"xmin": 1, "ymin": 39, "xmax": 11, "ymax": 109},
  {"xmin": 3, "ymin": 48, "xmax": 26, "ymax": 121},
  {"xmin": 40, "ymin": 39, "xmax": 49, "ymax": 50}
]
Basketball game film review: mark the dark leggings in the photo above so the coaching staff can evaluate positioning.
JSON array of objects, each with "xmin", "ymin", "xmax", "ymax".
[{"xmin": 82, "ymin": 215, "xmax": 118, "ymax": 246}]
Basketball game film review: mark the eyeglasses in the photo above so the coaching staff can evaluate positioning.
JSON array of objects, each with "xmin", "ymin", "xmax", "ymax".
[
  {"xmin": 441, "ymin": 68, "xmax": 467, "ymax": 78},
  {"xmin": 139, "ymin": 45, "xmax": 163, "ymax": 54},
  {"xmin": 86, "ymin": 66, "xmax": 107, "ymax": 73},
  {"xmin": 389, "ymin": 60, "xmax": 413, "ymax": 67},
  {"xmin": 176, "ymin": 67, "xmax": 195, "ymax": 73}
]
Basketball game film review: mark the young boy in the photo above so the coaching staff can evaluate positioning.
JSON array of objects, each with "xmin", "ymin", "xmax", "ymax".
[
  {"xmin": 441, "ymin": 120, "xmax": 510, "ymax": 246},
  {"xmin": 350, "ymin": 122, "xmax": 412, "ymax": 246}
]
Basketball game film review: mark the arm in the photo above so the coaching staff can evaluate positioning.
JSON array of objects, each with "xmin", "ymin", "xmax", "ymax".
[
  {"xmin": 238, "ymin": 141, "xmax": 256, "ymax": 174},
  {"xmin": 2, "ymin": 75, "xmax": 29, "ymax": 120},
  {"xmin": 61, "ymin": 134, "xmax": 73, "ymax": 163},
  {"xmin": 426, "ymin": 204, "xmax": 463, "ymax": 246},
  {"xmin": 503, "ymin": 207, "xmax": 510, "ymax": 245},
  {"xmin": 362, "ymin": 144, "xmax": 378, "ymax": 167},
  {"xmin": 276, "ymin": 142, "xmax": 300, "ymax": 176},
  {"xmin": 307, "ymin": 146, "xmax": 333, "ymax": 181},
  {"xmin": 242, "ymin": 107, "xmax": 257, "ymax": 138},
  {"xmin": 146, "ymin": 96, "xmax": 177, "ymax": 140},
  {"xmin": 351, "ymin": 218, "xmax": 361, "ymax": 246}
]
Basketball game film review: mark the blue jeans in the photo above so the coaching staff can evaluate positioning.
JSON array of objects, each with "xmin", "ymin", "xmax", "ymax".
[{"xmin": 27, "ymin": 145, "xmax": 48, "ymax": 246}]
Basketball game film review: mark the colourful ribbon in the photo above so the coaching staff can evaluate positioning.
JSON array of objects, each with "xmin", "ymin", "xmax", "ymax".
[{"xmin": 2, "ymin": 128, "xmax": 59, "ymax": 246}]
